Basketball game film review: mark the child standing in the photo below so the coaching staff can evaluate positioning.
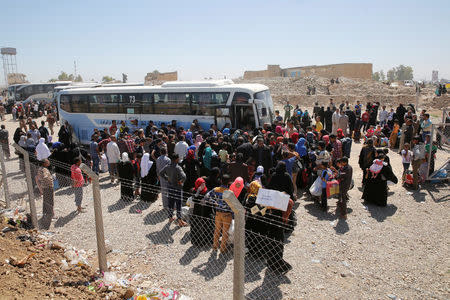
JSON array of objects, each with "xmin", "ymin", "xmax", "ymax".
[
  {"xmin": 319, "ymin": 162, "xmax": 333, "ymax": 212},
  {"xmin": 401, "ymin": 143, "xmax": 412, "ymax": 182},
  {"xmin": 336, "ymin": 157, "xmax": 353, "ymax": 219}
]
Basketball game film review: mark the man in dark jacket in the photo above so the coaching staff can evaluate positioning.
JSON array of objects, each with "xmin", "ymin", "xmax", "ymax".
[
  {"xmin": 159, "ymin": 153, "xmax": 187, "ymax": 226},
  {"xmin": 252, "ymin": 137, "xmax": 272, "ymax": 174},
  {"xmin": 324, "ymin": 107, "xmax": 333, "ymax": 132}
]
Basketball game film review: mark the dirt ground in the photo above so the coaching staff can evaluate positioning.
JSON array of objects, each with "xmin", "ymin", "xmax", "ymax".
[
  {"xmin": 0, "ymin": 218, "xmax": 135, "ymax": 300},
  {"xmin": 0, "ymin": 108, "xmax": 449, "ymax": 299}
]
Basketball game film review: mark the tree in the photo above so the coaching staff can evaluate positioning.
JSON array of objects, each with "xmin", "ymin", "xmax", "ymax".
[
  {"xmin": 379, "ymin": 70, "xmax": 385, "ymax": 81},
  {"xmin": 49, "ymin": 71, "xmax": 83, "ymax": 82},
  {"xmin": 387, "ymin": 69, "xmax": 396, "ymax": 81},
  {"xmin": 386, "ymin": 65, "xmax": 414, "ymax": 81},
  {"xmin": 395, "ymin": 65, "xmax": 413, "ymax": 81},
  {"xmin": 102, "ymin": 76, "xmax": 115, "ymax": 83},
  {"xmin": 122, "ymin": 73, "xmax": 128, "ymax": 83},
  {"xmin": 372, "ymin": 72, "xmax": 381, "ymax": 81}
]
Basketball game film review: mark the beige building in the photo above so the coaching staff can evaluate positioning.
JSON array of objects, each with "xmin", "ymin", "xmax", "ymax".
[
  {"xmin": 243, "ymin": 63, "xmax": 372, "ymax": 80},
  {"xmin": 145, "ymin": 71, "xmax": 178, "ymax": 84}
]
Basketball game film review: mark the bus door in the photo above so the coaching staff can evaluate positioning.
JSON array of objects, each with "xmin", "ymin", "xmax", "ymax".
[
  {"xmin": 214, "ymin": 106, "xmax": 231, "ymax": 130},
  {"xmin": 233, "ymin": 104, "xmax": 256, "ymax": 130},
  {"xmin": 231, "ymin": 92, "xmax": 256, "ymax": 129}
]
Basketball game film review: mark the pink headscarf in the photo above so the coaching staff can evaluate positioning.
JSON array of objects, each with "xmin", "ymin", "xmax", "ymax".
[
  {"xmin": 275, "ymin": 126, "xmax": 283, "ymax": 135},
  {"xmin": 230, "ymin": 177, "xmax": 244, "ymax": 198}
]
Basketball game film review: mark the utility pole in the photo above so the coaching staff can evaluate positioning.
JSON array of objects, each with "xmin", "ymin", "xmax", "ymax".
[{"xmin": 74, "ymin": 60, "xmax": 77, "ymax": 78}]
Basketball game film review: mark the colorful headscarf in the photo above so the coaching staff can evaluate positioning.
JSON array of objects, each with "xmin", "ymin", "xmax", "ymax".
[
  {"xmin": 337, "ymin": 128, "xmax": 344, "ymax": 139},
  {"xmin": 194, "ymin": 177, "xmax": 207, "ymax": 195},
  {"xmin": 275, "ymin": 126, "xmax": 283, "ymax": 134},
  {"xmin": 203, "ymin": 146, "xmax": 212, "ymax": 170},
  {"xmin": 291, "ymin": 132, "xmax": 299, "ymax": 144},
  {"xmin": 322, "ymin": 135, "xmax": 330, "ymax": 146},
  {"xmin": 248, "ymin": 180, "xmax": 262, "ymax": 198},
  {"xmin": 186, "ymin": 149, "xmax": 195, "ymax": 162}
]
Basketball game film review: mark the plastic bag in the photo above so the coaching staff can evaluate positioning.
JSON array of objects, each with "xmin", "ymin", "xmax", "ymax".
[
  {"xmin": 309, "ymin": 177, "xmax": 322, "ymax": 196},
  {"xmin": 186, "ymin": 197, "xmax": 194, "ymax": 208}
]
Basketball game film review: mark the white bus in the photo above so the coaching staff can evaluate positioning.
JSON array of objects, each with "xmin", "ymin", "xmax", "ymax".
[
  {"xmin": 57, "ymin": 80, "xmax": 274, "ymax": 143},
  {"xmin": 6, "ymin": 81, "xmax": 72, "ymax": 111}
]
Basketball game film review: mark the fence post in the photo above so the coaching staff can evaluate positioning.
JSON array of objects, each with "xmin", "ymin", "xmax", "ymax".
[
  {"xmin": 12, "ymin": 143, "xmax": 38, "ymax": 228},
  {"xmin": 426, "ymin": 124, "xmax": 434, "ymax": 181},
  {"xmin": 223, "ymin": 190, "xmax": 245, "ymax": 300},
  {"xmin": 80, "ymin": 163, "xmax": 108, "ymax": 273},
  {"xmin": 0, "ymin": 145, "xmax": 10, "ymax": 208}
]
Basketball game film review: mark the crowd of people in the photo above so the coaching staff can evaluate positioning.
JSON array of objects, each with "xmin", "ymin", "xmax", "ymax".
[{"xmin": 3, "ymin": 97, "xmax": 447, "ymax": 275}]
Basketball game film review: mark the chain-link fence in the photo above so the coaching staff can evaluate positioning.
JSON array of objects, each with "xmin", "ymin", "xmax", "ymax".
[{"xmin": 0, "ymin": 145, "xmax": 301, "ymax": 299}]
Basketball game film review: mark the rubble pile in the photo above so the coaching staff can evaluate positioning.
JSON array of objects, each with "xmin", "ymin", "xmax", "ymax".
[
  {"xmin": 0, "ymin": 209, "xmax": 191, "ymax": 299},
  {"xmin": 237, "ymin": 76, "xmax": 445, "ymax": 110}
]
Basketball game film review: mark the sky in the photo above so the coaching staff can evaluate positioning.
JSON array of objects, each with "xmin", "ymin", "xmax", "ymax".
[{"xmin": 0, "ymin": 0, "xmax": 449, "ymax": 85}]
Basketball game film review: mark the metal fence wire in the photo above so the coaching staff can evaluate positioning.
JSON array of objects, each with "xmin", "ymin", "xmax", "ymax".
[{"xmin": 0, "ymin": 146, "xmax": 299, "ymax": 299}]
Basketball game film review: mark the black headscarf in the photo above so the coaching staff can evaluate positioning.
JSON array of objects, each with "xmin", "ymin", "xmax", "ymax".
[{"xmin": 268, "ymin": 161, "xmax": 294, "ymax": 200}]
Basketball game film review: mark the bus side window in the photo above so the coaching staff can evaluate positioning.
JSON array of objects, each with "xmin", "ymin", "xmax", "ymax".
[
  {"xmin": 142, "ymin": 94, "xmax": 154, "ymax": 114},
  {"xmin": 60, "ymin": 95, "xmax": 71, "ymax": 112},
  {"xmin": 232, "ymin": 92, "xmax": 250, "ymax": 104}
]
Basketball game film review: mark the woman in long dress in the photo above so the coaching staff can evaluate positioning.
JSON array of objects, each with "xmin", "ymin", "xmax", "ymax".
[
  {"xmin": 190, "ymin": 177, "xmax": 214, "ymax": 247},
  {"xmin": 117, "ymin": 152, "xmax": 135, "ymax": 201},
  {"xmin": 389, "ymin": 121, "xmax": 400, "ymax": 149},
  {"xmin": 181, "ymin": 149, "xmax": 200, "ymax": 201},
  {"xmin": 244, "ymin": 180, "xmax": 268, "ymax": 259},
  {"xmin": 140, "ymin": 153, "xmax": 158, "ymax": 202},
  {"xmin": 362, "ymin": 155, "xmax": 398, "ymax": 206}
]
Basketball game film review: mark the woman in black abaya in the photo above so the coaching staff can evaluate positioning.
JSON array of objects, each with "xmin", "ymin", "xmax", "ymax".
[
  {"xmin": 362, "ymin": 154, "xmax": 398, "ymax": 206},
  {"xmin": 190, "ymin": 177, "xmax": 214, "ymax": 247},
  {"xmin": 244, "ymin": 180, "xmax": 269, "ymax": 259},
  {"xmin": 140, "ymin": 153, "xmax": 158, "ymax": 202},
  {"xmin": 117, "ymin": 152, "xmax": 135, "ymax": 201}
]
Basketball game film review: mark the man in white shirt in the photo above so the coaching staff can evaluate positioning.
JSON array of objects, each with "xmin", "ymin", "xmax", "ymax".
[
  {"xmin": 331, "ymin": 108, "xmax": 340, "ymax": 135},
  {"xmin": 174, "ymin": 135, "xmax": 189, "ymax": 162},
  {"xmin": 378, "ymin": 105, "xmax": 389, "ymax": 127},
  {"xmin": 106, "ymin": 135, "xmax": 120, "ymax": 183}
]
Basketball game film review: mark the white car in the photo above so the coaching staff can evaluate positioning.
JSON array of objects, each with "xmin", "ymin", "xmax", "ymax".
[{"xmin": 404, "ymin": 80, "xmax": 414, "ymax": 87}]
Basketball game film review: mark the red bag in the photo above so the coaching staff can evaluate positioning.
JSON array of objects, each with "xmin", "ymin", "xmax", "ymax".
[
  {"xmin": 326, "ymin": 180, "xmax": 340, "ymax": 198},
  {"xmin": 405, "ymin": 173, "xmax": 413, "ymax": 185}
]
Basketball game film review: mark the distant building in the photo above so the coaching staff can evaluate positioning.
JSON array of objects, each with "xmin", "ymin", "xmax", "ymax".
[
  {"xmin": 243, "ymin": 63, "xmax": 373, "ymax": 80},
  {"xmin": 145, "ymin": 71, "xmax": 177, "ymax": 84},
  {"xmin": 432, "ymin": 70, "xmax": 438, "ymax": 83}
]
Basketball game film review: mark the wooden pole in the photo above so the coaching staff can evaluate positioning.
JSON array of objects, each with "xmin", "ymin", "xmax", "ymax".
[
  {"xmin": 12, "ymin": 143, "xmax": 37, "ymax": 228},
  {"xmin": 0, "ymin": 145, "xmax": 10, "ymax": 208},
  {"xmin": 223, "ymin": 190, "xmax": 245, "ymax": 300},
  {"xmin": 80, "ymin": 164, "xmax": 108, "ymax": 272}
]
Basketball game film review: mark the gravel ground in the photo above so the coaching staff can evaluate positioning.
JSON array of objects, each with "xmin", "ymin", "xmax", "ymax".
[{"xmin": 1, "ymin": 114, "xmax": 449, "ymax": 300}]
